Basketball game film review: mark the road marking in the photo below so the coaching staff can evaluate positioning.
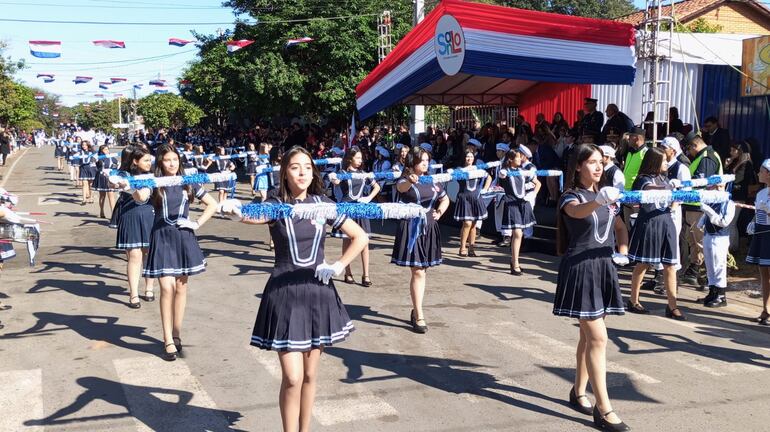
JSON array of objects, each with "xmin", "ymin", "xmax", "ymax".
[
  {"xmin": 489, "ymin": 322, "xmax": 661, "ymax": 386},
  {"xmin": 0, "ymin": 369, "xmax": 44, "ymax": 431},
  {"xmin": 113, "ymin": 357, "xmax": 234, "ymax": 432},
  {"xmin": 0, "ymin": 147, "xmax": 29, "ymax": 188},
  {"xmin": 249, "ymin": 347, "xmax": 398, "ymax": 425}
]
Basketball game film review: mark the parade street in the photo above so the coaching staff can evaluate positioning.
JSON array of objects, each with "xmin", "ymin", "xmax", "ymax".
[{"xmin": 2, "ymin": 148, "xmax": 770, "ymax": 431}]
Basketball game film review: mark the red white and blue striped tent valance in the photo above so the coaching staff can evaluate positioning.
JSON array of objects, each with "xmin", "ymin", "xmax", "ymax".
[{"xmin": 355, "ymin": 0, "xmax": 636, "ymax": 119}]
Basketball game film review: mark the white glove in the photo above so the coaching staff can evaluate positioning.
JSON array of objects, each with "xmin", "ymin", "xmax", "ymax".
[
  {"xmin": 358, "ymin": 196, "xmax": 372, "ymax": 204},
  {"xmin": 0, "ymin": 208, "xmax": 21, "ymax": 223},
  {"xmin": 314, "ymin": 261, "xmax": 345, "ymax": 285},
  {"xmin": 595, "ymin": 187, "xmax": 621, "ymax": 206},
  {"xmin": 217, "ymin": 199, "xmax": 243, "ymax": 221},
  {"xmin": 700, "ymin": 204, "xmax": 724, "ymax": 226},
  {"xmin": 747, "ymin": 221, "xmax": 756, "ymax": 235},
  {"xmin": 525, "ymin": 182, "xmax": 536, "ymax": 191},
  {"xmin": 669, "ymin": 179, "xmax": 682, "ymax": 189},
  {"xmin": 0, "ymin": 188, "xmax": 19, "ymax": 206},
  {"xmin": 611, "ymin": 253, "xmax": 629, "ymax": 266},
  {"xmin": 498, "ymin": 169, "xmax": 508, "ymax": 179},
  {"xmin": 697, "ymin": 215, "xmax": 706, "ymax": 229},
  {"xmin": 175, "ymin": 218, "xmax": 200, "ymax": 231}
]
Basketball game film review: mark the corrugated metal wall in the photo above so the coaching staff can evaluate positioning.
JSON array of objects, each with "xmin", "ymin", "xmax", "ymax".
[
  {"xmin": 700, "ymin": 65, "xmax": 770, "ymax": 155},
  {"xmin": 592, "ymin": 61, "xmax": 702, "ymax": 128}
]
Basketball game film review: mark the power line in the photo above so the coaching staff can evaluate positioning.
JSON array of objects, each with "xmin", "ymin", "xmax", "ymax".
[
  {"xmin": 0, "ymin": 1, "xmax": 225, "ymax": 9},
  {"xmin": 0, "ymin": 13, "xmax": 378, "ymax": 26},
  {"xmin": 26, "ymin": 49, "xmax": 196, "ymax": 66}
]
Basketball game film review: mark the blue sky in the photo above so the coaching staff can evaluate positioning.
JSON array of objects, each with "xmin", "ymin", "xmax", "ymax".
[
  {"xmin": 2, "ymin": 0, "xmax": 649, "ymax": 107},
  {"xmin": 1, "ymin": 0, "xmax": 244, "ymax": 106}
]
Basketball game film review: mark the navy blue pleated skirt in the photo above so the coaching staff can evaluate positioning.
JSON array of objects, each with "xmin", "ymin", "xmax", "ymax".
[
  {"xmin": 251, "ymin": 268, "xmax": 354, "ymax": 352},
  {"xmin": 143, "ymin": 224, "xmax": 206, "ymax": 277},
  {"xmin": 553, "ymin": 247, "xmax": 625, "ymax": 319},
  {"xmin": 116, "ymin": 201, "xmax": 154, "ymax": 249},
  {"xmin": 747, "ymin": 224, "xmax": 770, "ymax": 266}
]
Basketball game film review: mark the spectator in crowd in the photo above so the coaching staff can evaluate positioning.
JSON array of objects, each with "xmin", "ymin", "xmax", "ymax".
[
  {"xmin": 702, "ymin": 116, "xmax": 731, "ymax": 163},
  {"xmin": 669, "ymin": 107, "xmax": 684, "ymax": 135},
  {"xmin": 601, "ymin": 104, "xmax": 633, "ymax": 143},
  {"xmin": 725, "ymin": 140, "xmax": 757, "ymax": 250},
  {"xmin": 579, "ymin": 98, "xmax": 604, "ymax": 138},
  {"xmin": 550, "ymin": 112, "xmax": 570, "ymax": 137}
]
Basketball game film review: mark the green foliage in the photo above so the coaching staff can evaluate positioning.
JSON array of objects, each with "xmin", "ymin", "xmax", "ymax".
[
  {"xmin": 137, "ymin": 93, "xmax": 204, "ymax": 129},
  {"xmin": 675, "ymin": 18, "xmax": 723, "ymax": 33},
  {"xmin": 425, "ymin": 106, "xmax": 451, "ymax": 128},
  {"xmin": 181, "ymin": 0, "xmax": 635, "ymax": 122},
  {"xmin": 16, "ymin": 118, "xmax": 45, "ymax": 132},
  {"xmin": 0, "ymin": 81, "xmax": 37, "ymax": 126},
  {"xmin": 71, "ymin": 100, "xmax": 120, "ymax": 132}
]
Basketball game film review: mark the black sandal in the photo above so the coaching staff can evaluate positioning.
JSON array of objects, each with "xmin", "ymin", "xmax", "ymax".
[
  {"xmin": 0, "ymin": 304, "xmax": 11, "ymax": 311},
  {"xmin": 410, "ymin": 309, "xmax": 428, "ymax": 334},
  {"xmin": 172, "ymin": 337, "xmax": 183, "ymax": 356},
  {"xmin": 163, "ymin": 343, "xmax": 178, "ymax": 362},
  {"xmin": 593, "ymin": 407, "xmax": 630, "ymax": 432},
  {"xmin": 468, "ymin": 246, "xmax": 478, "ymax": 257},
  {"xmin": 753, "ymin": 311, "xmax": 770, "ymax": 325},
  {"xmin": 458, "ymin": 249, "xmax": 468, "ymax": 257},
  {"xmin": 665, "ymin": 306, "xmax": 687, "ymax": 321},
  {"xmin": 361, "ymin": 276, "xmax": 372, "ymax": 287},
  {"xmin": 625, "ymin": 300, "xmax": 649, "ymax": 314},
  {"xmin": 569, "ymin": 386, "xmax": 593, "ymax": 415},
  {"xmin": 142, "ymin": 291, "xmax": 155, "ymax": 302},
  {"xmin": 128, "ymin": 296, "xmax": 141, "ymax": 309},
  {"xmin": 344, "ymin": 274, "xmax": 355, "ymax": 284}
]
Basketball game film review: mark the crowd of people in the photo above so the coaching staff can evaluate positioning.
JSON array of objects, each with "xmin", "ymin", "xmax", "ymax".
[{"xmin": 1, "ymin": 99, "xmax": 768, "ymax": 431}]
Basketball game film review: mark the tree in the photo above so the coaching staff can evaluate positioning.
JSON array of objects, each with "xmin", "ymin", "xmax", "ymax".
[
  {"xmin": 71, "ymin": 100, "xmax": 120, "ymax": 132},
  {"xmin": 675, "ymin": 18, "xmax": 723, "ymax": 33},
  {"xmin": 181, "ymin": 0, "xmax": 635, "ymax": 123},
  {"xmin": 137, "ymin": 93, "xmax": 204, "ymax": 129},
  {"xmin": 0, "ymin": 81, "xmax": 37, "ymax": 127}
]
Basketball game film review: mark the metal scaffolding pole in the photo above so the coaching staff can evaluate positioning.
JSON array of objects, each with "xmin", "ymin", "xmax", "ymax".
[{"xmin": 638, "ymin": 0, "xmax": 674, "ymax": 143}]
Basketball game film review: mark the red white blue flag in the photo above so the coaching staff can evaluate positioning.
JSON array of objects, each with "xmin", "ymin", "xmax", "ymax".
[
  {"xmin": 99, "ymin": 81, "xmax": 111, "ymax": 89},
  {"xmin": 226, "ymin": 39, "xmax": 254, "ymax": 54},
  {"xmin": 133, "ymin": 83, "xmax": 144, "ymax": 90},
  {"xmin": 92, "ymin": 40, "xmax": 126, "ymax": 49},
  {"xmin": 169, "ymin": 38, "xmax": 195, "ymax": 47},
  {"xmin": 149, "ymin": 79, "xmax": 166, "ymax": 87},
  {"xmin": 154, "ymin": 88, "xmax": 169, "ymax": 94},
  {"xmin": 73, "ymin": 76, "xmax": 93, "ymax": 84},
  {"xmin": 94, "ymin": 93, "xmax": 105, "ymax": 98},
  {"xmin": 37, "ymin": 73, "xmax": 55, "ymax": 83},
  {"xmin": 110, "ymin": 77, "xmax": 127, "ymax": 84},
  {"xmin": 286, "ymin": 37, "xmax": 313, "ymax": 47},
  {"xmin": 29, "ymin": 40, "xmax": 61, "ymax": 58}
]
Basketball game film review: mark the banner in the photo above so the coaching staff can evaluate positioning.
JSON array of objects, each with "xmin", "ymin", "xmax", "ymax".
[{"xmin": 742, "ymin": 35, "xmax": 770, "ymax": 97}]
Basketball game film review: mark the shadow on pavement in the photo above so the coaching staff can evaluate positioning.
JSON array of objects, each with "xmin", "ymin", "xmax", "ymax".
[
  {"xmin": 327, "ymin": 346, "xmax": 592, "ymax": 427},
  {"xmin": 345, "ymin": 304, "xmax": 413, "ymax": 330},
  {"xmin": 23, "ymin": 376, "xmax": 245, "ymax": 431},
  {"xmin": 28, "ymin": 278, "xmax": 128, "ymax": 306},
  {"xmin": 0, "ymin": 312, "xmax": 162, "ymax": 355},
  {"xmin": 538, "ymin": 366, "xmax": 659, "ymax": 403},
  {"xmin": 608, "ymin": 328, "xmax": 770, "ymax": 369},
  {"xmin": 33, "ymin": 261, "xmax": 123, "ymax": 281}
]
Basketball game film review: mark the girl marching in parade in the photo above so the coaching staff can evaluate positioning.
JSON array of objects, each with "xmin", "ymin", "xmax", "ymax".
[
  {"xmin": 245, "ymin": 143, "xmax": 260, "ymax": 197},
  {"xmin": 553, "ymin": 144, "xmax": 630, "ymax": 432},
  {"xmin": 114, "ymin": 146, "xmax": 156, "ymax": 309},
  {"xmin": 204, "ymin": 147, "xmax": 236, "ymax": 203},
  {"xmin": 227, "ymin": 146, "xmax": 367, "ymax": 432},
  {"xmin": 330, "ymin": 146, "xmax": 380, "ymax": 286},
  {"xmin": 77, "ymin": 141, "xmax": 97, "ymax": 206},
  {"xmin": 625, "ymin": 147, "xmax": 685, "ymax": 320},
  {"xmin": 746, "ymin": 159, "xmax": 770, "ymax": 325},
  {"xmin": 392, "ymin": 146, "xmax": 449, "ymax": 333},
  {"xmin": 92, "ymin": 145, "xmax": 118, "ymax": 219},
  {"xmin": 131, "ymin": 144, "xmax": 218, "ymax": 361},
  {"xmin": 454, "ymin": 149, "xmax": 492, "ymax": 257},
  {"xmin": 498, "ymin": 148, "xmax": 540, "ymax": 275}
]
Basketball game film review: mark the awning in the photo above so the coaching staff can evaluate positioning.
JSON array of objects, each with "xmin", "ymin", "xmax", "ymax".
[{"xmin": 356, "ymin": 0, "xmax": 637, "ymax": 119}]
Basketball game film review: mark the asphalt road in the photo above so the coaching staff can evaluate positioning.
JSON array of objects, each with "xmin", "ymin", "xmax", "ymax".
[{"xmin": 0, "ymin": 146, "xmax": 769, "ymax": 432}]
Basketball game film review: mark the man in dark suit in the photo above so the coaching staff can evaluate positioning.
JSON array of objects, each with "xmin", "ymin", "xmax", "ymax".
[
  {"xmin": 0, "ymin": 128, "xmax": 10, "ymax": 166},
  {"xmin": 702, "ymin": 116, "xmax": 731, "ymax": 163},
  {"xmin": 579, "ymin": 98, "xmax": 604, "ymax": 139},
  {"xmin": 601, "ymin": 104, "xmax": 633, "ymax": 143}
]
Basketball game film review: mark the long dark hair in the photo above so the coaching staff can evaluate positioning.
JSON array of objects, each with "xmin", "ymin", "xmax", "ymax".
[
  {"xmin": 557, "ymin": 144, "xmax": 603, "ymax": 256},
  {"xmin": 401, "ymin": 146, "xmax": 430, "ymax": 179},
  {"xmin": 152, "ymin": 143, "xmax": 193, "ymax": 207},
  {"xmin": 119, "ymin": 145, "xmax": 136, "ymax": 172},
  {"xmin": 127, "ymin": 146, "xmax": 152, "ymax": 175},
  {"xmin": 342, "ymin": 146, "xmax": 362, "ymax": 171},
  {"xmin": 637, "ymin": 147, "xmax": 666, "ymax": 177},
  {"xmin": 278, "ymin": 146, "xmax": 325, "ymax": 202}
]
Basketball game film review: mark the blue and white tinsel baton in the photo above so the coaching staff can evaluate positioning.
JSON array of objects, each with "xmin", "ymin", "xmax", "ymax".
[
  {"xmin": 680, "ymin": 174, "xmax": 735, "ymax": 188},
  {"xmin": 619, "ymin": 190, "xmax": 730, "ymax": 204},
  {"xmin": 255, "ymin": 158, "xmax": 342, "ymax": 175},
  {"xmin": 70, "ymin": 152, "xmax": 120, "ymax": 161},
  {"xmin": 418, "ymin": 169, "xmax": 490, "ymax": 184},
  {"xmin": 329, "ymin": 171, "xmax": 402, "ymax": 182},
  {"xmin": 110, "ymin": 172, "xmax": 237, "ymax": 190},
  {"xmin": 499, "ymin": 169, "xmax": 563, "ymax": 178},
  {"xmin": 238, "ymin": 202, "xmax": 427, "ymax": 221}
]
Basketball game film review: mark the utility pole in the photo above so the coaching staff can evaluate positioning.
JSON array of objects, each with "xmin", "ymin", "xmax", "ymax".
[
  {"xmin": 410, "ymin": 0, "xmax": 425, "ymax": 139},
  {"xmin": 639, "ymin": 0, "xmax": 673, "ymax": 143}
]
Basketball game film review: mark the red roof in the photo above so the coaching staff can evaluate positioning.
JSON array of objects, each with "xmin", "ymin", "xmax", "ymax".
[{"xmin": 616, "ymin": 0, "xmax": 770, "ymax": 26}]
